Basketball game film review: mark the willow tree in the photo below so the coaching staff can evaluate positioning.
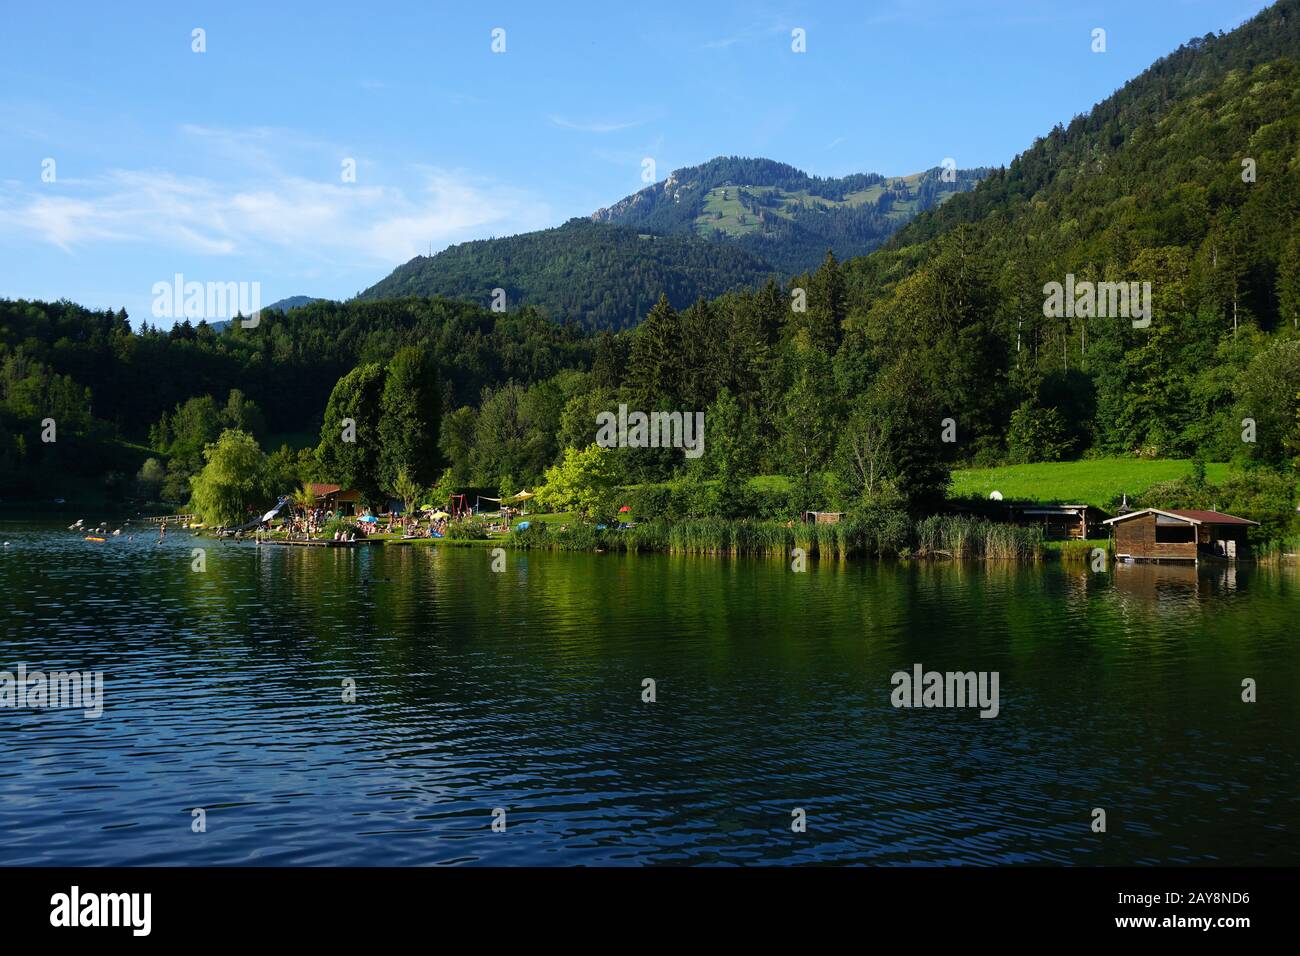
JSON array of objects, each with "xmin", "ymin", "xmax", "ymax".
[{"xmin": 189, "ymin": 429, "xmax": 271, "ymax": 526}]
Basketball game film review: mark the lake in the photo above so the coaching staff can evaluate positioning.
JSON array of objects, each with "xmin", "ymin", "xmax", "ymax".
[{"xmin": 1, "ymin": 520, "xmax": 1297, "ymax": 865}]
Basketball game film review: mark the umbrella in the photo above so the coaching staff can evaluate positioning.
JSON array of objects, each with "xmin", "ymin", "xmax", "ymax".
[
  {"xmin": 359, "ymin": 515, "xmax": 378, "ymax": 523},
  {"xmin": 430, "ymin": 510, "xmax": 451, "ymax": 520},
  {"xmin": 512, "ymin": 490, "xmax": 535, "ymax": 501},
  {"xmin": 619, "ymin": 505, "xmax": 631, "ymax": 513}
]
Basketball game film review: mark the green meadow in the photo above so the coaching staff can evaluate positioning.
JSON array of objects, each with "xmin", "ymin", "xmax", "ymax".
[{"xmin": 948, "ymin": 459, "xmax": 1232, "ymax": 509}]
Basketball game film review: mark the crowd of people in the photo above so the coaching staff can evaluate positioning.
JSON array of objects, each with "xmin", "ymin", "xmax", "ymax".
[{"xmin": 276, "ymin": 507, "xmax": 452, "ymax": 541}]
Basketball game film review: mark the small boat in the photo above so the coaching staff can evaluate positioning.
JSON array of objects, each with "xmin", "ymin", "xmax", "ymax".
[{"xmin": 84, "ymin": 536, "xmax": 107, "ymax": 542}]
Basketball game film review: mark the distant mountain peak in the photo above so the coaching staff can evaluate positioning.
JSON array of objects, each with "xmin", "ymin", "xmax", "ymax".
[
  {"xmin": 359, "ymin": 154, "xmax": 988, "ymax": 329},
  {"xmin": 591, "ymin": 154, "xmax": 989, "ymax": 275}
]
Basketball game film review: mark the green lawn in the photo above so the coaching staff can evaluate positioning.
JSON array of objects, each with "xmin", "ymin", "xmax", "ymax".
[
  {"xmin": 746, "ymin": 459, "xmax": 1233, "ymax": 510},
  {"xmin": 949, "ymin": 459, "xmax": 1231, "ymax": 509},
  {"xmin": 524, "ymin": 511, "xmax": 574, "ymax": 525}
]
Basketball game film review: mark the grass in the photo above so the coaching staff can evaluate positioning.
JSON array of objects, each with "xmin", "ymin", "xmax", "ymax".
[
  {"xmin": 1044, "ymin": 538, "xmax": 1113, "ymax": 562},
  {"xmin": 948, "ymin": 458, "xmax": 1231, "ymax": 509},
  {"xmin": 522, "ymin": 511, "xmax": 574, "ymax": 525},
  {"xmin": 693, "ymin": 176, "xmax": 934, "ymax": 239}
]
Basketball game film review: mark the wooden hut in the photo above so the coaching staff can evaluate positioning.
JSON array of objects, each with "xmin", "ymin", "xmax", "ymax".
[
  {"xmin": 1007, "ymin": 503, "xmax": 1105, "ymax": 540},
  {"xmin": 1102, "ymin": 508, "xmax": 1258, "ymax": 563},
  {"xmin": 307, "ymin": 483, "xmax": 363, "ymax": 516},
  {"xmin": 803, "ymin": 511, "xmax": 845, "ymax": 524}
]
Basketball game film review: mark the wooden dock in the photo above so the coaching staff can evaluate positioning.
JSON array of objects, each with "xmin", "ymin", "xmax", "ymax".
[
  {"xmin": 256, "ymin": 537, "xmax": 356, "ymax": 548},
  {"xmin": 143, "ymin": 513, "xmax": 197, "ymax": 524}
]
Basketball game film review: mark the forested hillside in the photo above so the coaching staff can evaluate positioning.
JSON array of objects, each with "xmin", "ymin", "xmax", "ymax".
[
  {"xmin": 357, "ymin": 219, "xmax": 777, "ymax": 330},
  {"xmin": 358, "ymin": 157, "xmax": 986, "ymax": 328},
  {"xmin": 847, "ymin": 0, "xmax": 1300, "ymax": 465}
]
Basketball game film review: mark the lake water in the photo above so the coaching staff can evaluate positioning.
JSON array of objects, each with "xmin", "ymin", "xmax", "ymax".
[{"xmin": 1, "ymin": 520, "xmax": 1297, "ymax": 865}]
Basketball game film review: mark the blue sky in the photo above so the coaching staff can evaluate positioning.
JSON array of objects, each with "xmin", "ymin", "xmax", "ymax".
[{"xmin": 0, "ymin": 0, "xmax": 1274, "ymax": 324}]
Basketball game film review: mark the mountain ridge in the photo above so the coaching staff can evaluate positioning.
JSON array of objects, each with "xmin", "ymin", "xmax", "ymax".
[{"xmin": 358, "ymin": 155, "xmax": 987, "ymax": 328}]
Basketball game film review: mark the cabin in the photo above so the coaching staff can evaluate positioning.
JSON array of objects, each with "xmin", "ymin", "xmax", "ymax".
[
  {"xmin": 307, "ymin": 483, "xmax": 363, "ymax": 516},
  {"xmin": 1007, "ymin": 503, "xmax": 1106, "ymax": 540},
  {"xmin": 1102, "ymin": 508, "xmax": 1259, "ymax": 563},
  {"xmin": 803, "ymin": 511, "xmax": 845, "ymax": 525}
]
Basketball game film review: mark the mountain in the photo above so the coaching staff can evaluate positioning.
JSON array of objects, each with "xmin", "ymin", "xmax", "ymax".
[
  {"xmin": 207, "ymin": 296, "xmax": 325, "ymax": 333},
  {"xmin": 358, "ymin": 218, "xmax": 779, "ymax": 331},
  {"xmin": 262, "ymin": 295, "xmax": 324, "ymax": 313},
  {"xmin": 592, "ymin": 156, "xmax": 989, "ymax": 275},
  {"xmin": 843, "ymin": 0, "xmax": 1300, "ymax": 462},
  {"xmin": 358, "ymin": 157, "xmax": 988, "ymax": 329}
]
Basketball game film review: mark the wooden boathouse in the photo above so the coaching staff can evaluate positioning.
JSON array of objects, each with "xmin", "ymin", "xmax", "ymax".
[{"xmin": 1102, "ymin": 508, "xmax": 1258, "ymax": 563}]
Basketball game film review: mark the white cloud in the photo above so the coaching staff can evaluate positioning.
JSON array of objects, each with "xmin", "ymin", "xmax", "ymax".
[
  {"xmin": 0, "ymin": 140, "xmax": 552, "ymax": 266},
  {"xmin": 548, "ymin": 114, "xmax": 648, "ymax": 134}
]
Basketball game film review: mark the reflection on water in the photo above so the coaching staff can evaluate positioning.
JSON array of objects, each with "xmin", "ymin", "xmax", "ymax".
[{"xmin": 1, "ymin": 522, "xmax": 1297, "ymax": 865}]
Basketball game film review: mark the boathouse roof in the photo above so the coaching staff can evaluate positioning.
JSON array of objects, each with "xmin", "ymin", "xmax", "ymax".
[{"xmin": 1102, "ymin": 508, "xmax": 1258, "ymax": 526}]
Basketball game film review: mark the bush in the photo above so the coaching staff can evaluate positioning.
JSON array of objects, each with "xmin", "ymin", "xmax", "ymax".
[
  {"xmin": 853, "ymin": 506, "xmax": 912, "ymax": 555},
  {"xmin": 510, "ymin": 522, "xmax": 552, "ymax": 549},
  {"xmin": 321, "ymin": 516, "xmax": 351, "ymax": 538},
  {"xmin": 446, "ymin": 518, "xmax": 488, "ymax": 540},
  {"xmin": 624, "ymin": 484, "xmax": 672, "ymax": 521},
  {"xmin": 1135, "ymin": 467, "xmax": 1298, "ymax": 545}
]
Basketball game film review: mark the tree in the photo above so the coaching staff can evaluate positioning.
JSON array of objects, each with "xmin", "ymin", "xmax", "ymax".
[
  {"xmin": 426, "ymin": 468, "xmax": 458, "ymax": 511},
  {"xmin": 163, "ymin": 395, "xmax": 224, "ymax": 472},
  {"xmin": 189, "ymin": 429, "xmax": 271, "ymax": 526},
  {"xmin": 538, "ymin": 444, "xmax": 619, "ymax": 518},
  {"xmin": 1006, "ymin": 402, "xmax": 1072, "ymax": 464},
  {"xmin": 778, "ymin": 347, "xmax": 840, "ymax": 492},
  {"xmin": 438, "ymin": 406, "xmax": 478, "ymax": 483},
  {"xmin": 222, "ymin": 388, "xmax": 266, "ymax": 439},
  {"xmin": 134, "ymin": 457, "xmax": 166, "ymax": 501},
  {"xmin": 1234, "ymin": 339, "xmax": 1300, "ymax": 469},
  {"xmin": 161, "ymin": 459, "xmax": 193, "ymax": 503},
  {"xmin": 703, "ymin": 386, "xmax": 757, "ymax": 483},
  {"xmin": 316, "ymin": 362, "xmax": 386, "ymax": 505},
  {"xmin": 290, "ymin": 482, "xmax": 317, "ymax": 515},
  {"xmin": 625, "ymin": 295, "xmax": 683, "ymax": 406},
  {"xmin": 393, "ymin": 467, "xmax": 424, "ymax": 516},
  {"xmin": 833, "ymin": 403, "xmax": 899, "ymax": 508},
  {"xmin": 378, "ymin": 347, "xmax": 441, "ymax": 492},
  {"xmin": 1280, "ymin": 230, "xmax": 1300, "ymax": 331},
  {"xmin": 804, "ymin": 250, "xmax": 847, "ymax": 353},
  {"xmin": 845, "ymin": 360, "xmax": 950, "ymax": 514}
]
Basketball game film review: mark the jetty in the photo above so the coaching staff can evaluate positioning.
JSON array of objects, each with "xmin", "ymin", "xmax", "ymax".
[
  {"xmin": 256, "ymin": 537, "xmax": 357, "ymax": 548},
  {"xmin": 143, "ymin": 513, "xmax": 198, "ymax": 524}
]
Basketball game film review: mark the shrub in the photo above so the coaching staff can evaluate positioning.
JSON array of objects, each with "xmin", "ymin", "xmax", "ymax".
[{"xmin": 446, "ymin": 518, "xmax": 488, "ymax": 540}]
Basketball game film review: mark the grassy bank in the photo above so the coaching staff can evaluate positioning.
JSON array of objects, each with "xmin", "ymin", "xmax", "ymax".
[{"xmin": 948, "ymin": 458, "xmax": 1232, "ymax": 509}]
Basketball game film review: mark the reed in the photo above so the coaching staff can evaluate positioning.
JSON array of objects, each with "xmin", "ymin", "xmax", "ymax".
[
  {"xmin": 502, "ymin": 514, "xmax": 1045, "ymax": 561},
  {"xmin": 914, "ymin": 515, "xmax": 1042, "ymax": 560},
  {"xmin": 1252, "ymin": 534, "xmax": 1300, "ymax": 564}
]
